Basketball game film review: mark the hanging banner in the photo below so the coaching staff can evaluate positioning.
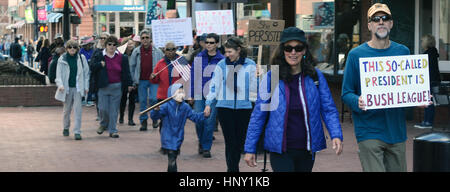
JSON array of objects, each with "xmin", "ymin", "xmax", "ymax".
[
  {"xmin": 195, "ymin": 10, "xmax": 234, "ymax": 35},
  {"xmin": 25, "ymin": 8, "xmax": 35, "ymax": 23},
  {"xmin": 359, "ymin": 54, "xmax": 431, "ymax": 110},
  {"xmin": 145, "ymin": 0, "xmax": 167, "ymax": 28},
  {"xmin": 151, "ymin": 18, "xmax": 193, "ymax": 48},
  {"xmin": 53, "ymin": 0, "xmax": 65, "ymax": 12},
  {"xmin": 37, "ymin": 7, "xmax": 47, "ymax": 21}
]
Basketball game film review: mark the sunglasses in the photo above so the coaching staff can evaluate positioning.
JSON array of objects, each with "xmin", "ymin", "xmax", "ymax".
[
  {"xmin": 67, "ymin": 46, "xmax": 78, "ymax": 49},
  {"xmin": 370, "ymin": 15, "xmax": 392, "ymax": 22},
  {"xmin": 107, "ymin": 43, "xmax": 117, "ymax": 47},
  {"xmin": 283, "ymin": 45, "xmax": 305, "ymax": 53},
  {"xmin": 141, "ymin": 36, "xmax": 150, "ymax": 39},
  {"xmin": 165, "ymin": 48, "xmax": 176, "ymax": 51},
  {"xmin": 100, "ymin": 37, "xmax": 107, "ymax": 40},
  {"xmin": 205, "ymin": 41, "xmax": 216, "ymax": 44}
]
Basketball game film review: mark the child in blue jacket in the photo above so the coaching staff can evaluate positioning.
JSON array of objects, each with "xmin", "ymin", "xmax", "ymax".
[{"xmin": 151, "ymin": 83, "xmax": 207, "ymax": 172}]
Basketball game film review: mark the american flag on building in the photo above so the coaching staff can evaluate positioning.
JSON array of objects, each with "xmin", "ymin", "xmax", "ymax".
[
  {"xmin": 171, "ymin": 56, "xmax": 191, "ymax": 81},
  {"xmin": 69, "ymin": 0, "xmax": 86, "ymax": 18}
]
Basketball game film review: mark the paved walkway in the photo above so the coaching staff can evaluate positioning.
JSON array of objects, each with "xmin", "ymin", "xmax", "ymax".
[{"xmin": 0, "ymin": 106, "xmax": 429, "ymax": 172}]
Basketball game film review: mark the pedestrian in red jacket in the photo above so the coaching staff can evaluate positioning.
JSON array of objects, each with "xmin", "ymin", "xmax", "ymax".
[{"xmin": 150, "ymin": 42, "xmax": 183, "ymax": 100}]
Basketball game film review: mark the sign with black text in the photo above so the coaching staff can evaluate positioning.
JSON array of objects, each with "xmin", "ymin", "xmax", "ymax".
[
  {"xmin": 247, "ymin": 19, "xmax": 285, "ymax": 45},
  {"xmin": 360, "ymin": 54, "xmax": 431, "ymax": 110}
]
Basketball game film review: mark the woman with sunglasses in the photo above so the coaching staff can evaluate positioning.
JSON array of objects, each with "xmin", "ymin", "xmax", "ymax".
[
  {"xmin": 55, "ymin": 40, "xmax": 90, "ymax": 140},
  {"xmin": 204, "ymin": 37, "xmax": 258, "ymax": 172},
  {"xmin": 91, "ymin": 35, "xmax": 133, "ymax": 138},
  {"xmin": 243, "ymin": 27, "xmax": 343, "ymax": 172}
]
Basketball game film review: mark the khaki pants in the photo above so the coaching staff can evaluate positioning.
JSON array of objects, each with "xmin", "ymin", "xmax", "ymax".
[{"xmin": 358, "ymin": 139, "xmax": 407, "ymax": 172}]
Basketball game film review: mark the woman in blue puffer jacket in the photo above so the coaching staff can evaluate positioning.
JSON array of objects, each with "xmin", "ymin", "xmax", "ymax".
[{"xmin": 244, "ymin": 27, "xmax": 343, "ymax": 172}]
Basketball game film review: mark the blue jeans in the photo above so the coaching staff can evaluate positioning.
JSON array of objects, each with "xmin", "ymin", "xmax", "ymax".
[
  {"xmin": 138, "ymin": 80, "xmax": 158, "ymax": 123},
  {"xmin": 193, "ymin": 98, "xmax": 217, "ymax": 150}
]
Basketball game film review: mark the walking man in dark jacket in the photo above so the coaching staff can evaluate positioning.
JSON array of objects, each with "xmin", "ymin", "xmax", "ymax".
[{"xmin": 10, "ymin": 37, "xmax": 22, "ymax": 63}]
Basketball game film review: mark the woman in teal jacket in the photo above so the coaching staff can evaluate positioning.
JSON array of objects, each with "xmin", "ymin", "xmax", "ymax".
[
  {"xmin": 244, "ymin": 27, "xmax": 343, "ymax": 172},
  {"xmin": 204, "ymin": 37, "xmax": 257, "ymax": 172}
]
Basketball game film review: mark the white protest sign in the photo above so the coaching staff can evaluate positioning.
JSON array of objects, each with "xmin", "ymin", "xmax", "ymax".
[
  {"xmin": 360, "ymin": 54, "xmax": 431, "ymax": 110},
  {"xmin": 151, "ymin": 18, "xmax": 193, "ymax": 48},
  {"xmin": 195, "ymin": 10, "xmax": 234, "ymax": 35}
]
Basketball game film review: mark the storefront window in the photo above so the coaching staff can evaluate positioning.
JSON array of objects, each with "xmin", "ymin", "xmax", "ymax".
[
  {"xmin": 120, "ymin": 12, "xmax": 134, "ymax": 22},
  {"xmin": 109, "ymin": 13, "xmax": 115, "ymax": 22},
  {"xmin": 439, "ymin": 0, "xmax": 449, "ymax": 61},
  {"xmin": 297, "ymin": 0, "xmax": 360, "ymax": 76},
  {"xmin": 109, "ymin": 23, "xmax": 115, "ymax": 35},
  {"xmin": 236, "ymin": 0, "xmax": 271, "ymax": 63},
  {"xmin": 139, "ymin": 12, "xmax": 145, "ymax": 22}
]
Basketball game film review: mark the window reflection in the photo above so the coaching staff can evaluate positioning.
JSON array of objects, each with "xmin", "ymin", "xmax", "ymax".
[
  {"xmin": 440, "ymin": 0, "xmax": 449, "ymax": 61},
  {"xmin": 296, "ymin": 0, "xmax": 361, "ymax": 76}
]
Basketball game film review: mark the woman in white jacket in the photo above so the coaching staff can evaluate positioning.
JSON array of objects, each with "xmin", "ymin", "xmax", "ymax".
[{"xmin": 55, "ymin": 40, "xmax": 90, "ymax": 140}]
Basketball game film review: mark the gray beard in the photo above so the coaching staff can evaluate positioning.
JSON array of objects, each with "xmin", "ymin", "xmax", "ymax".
[{"xmin": 375, "ymin": 30, "xmax": 390, "ymax": 40}]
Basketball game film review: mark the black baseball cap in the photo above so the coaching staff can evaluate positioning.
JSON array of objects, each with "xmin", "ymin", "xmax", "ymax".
[{"xmin": 280, "ymin": 27, "xmax": 306, "ymax": 44}]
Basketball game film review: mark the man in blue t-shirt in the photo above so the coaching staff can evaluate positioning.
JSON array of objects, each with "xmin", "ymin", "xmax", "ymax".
[{"xmin": 341, "ymin": 3, "xmax": 411, "ymax": 172}]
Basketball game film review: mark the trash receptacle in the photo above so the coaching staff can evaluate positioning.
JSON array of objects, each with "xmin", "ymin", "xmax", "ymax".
[{"xmin": 413, "ymin": 132, "xmax": 450, "ymax": 172}]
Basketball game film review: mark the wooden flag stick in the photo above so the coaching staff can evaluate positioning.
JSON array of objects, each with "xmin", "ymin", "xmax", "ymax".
[
  {"xmin": 139, "ymin": 95, "xmax": 176, "ymax": 115},
  {"xmin": 152, "ymin": 62, "xmax": 174, "ymax": 77}
]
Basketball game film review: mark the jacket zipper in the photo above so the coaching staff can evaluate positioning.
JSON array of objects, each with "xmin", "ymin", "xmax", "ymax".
[{"xmin": 298, "ymin": 75, "xmax": 311, "ymax": 152}]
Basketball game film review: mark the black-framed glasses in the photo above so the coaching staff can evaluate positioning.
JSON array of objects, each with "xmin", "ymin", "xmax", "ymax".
[
  {"xmin": 141, "ymin": 36, "xmax": 150, "ymax": 39},
  {"xmin": 165, "ymin": 48, "xmax": 176, "ymax": 51},
  {"xmin": 205, "ymin": 41, "xmax": 216, "ymax": 44},
  {"xmin": 67, "ymin": 46, "xmax": 78, "ymax": 49},
  {"xmin": 370, "ymin": 15, "xmax": 392, "ymax": 22},
  {"xmin": 107, "ymin": 43, "xmax": 117, "ymax": 47},
  {"xmin": 283, "ymin": 45, "xmax": 305, "ymax": 53}
]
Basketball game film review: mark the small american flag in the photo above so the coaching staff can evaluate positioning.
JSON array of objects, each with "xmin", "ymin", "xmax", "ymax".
[
  {"xmin": 172, "ymin": 56, "xmax": 191, "ymax": 81},
  {"xmin": 69, "ymin": 0, "xmax": 86, "ymax": 18}
]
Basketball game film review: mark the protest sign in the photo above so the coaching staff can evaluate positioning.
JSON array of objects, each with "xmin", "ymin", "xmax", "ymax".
[
  {"xmin": 360, "ymin": 54, "xmax": 431, "ymax": 110},
  {"xmin": 151, "ymin": 18, "xmax": 193, "ymax": 48},
  {"xmin": 247, "ymin": 19, "xmax": 285, "ymax": 46},
  {"xmin": 195, "ymin": 10, "xmax": 234, "ymax": 35}
]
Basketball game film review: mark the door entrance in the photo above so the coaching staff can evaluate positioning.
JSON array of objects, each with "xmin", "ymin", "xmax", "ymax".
[{"xmin": 120, "ymin": 27, "xmax": 133, "ymax": 38}]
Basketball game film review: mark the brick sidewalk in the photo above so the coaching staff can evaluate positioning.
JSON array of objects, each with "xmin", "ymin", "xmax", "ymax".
[{"xmin": 0, "ymin": 106, "xmax": 428, "ymax": 172}]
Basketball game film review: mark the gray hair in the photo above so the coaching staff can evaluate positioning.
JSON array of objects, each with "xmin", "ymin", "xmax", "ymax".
[{"xmin": 139, "ymin": 29, "xmax": 151, "ymax": 36}]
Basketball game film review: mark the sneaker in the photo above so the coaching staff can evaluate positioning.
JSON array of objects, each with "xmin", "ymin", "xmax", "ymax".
[
  {"xmin": 63, "ymin": 129, "xmax": 69, "ymax": 137},
  {"xmin": 414, "ymin": 122, "xmax": 432, "ymax": 129},
  {"xmin": 86, "ymin": 101, "xmax": 94, "ymax": 107},
  {"xmin": 109, "ymin": 133, "xmax": 119, "ymax": 138},
  {"xmin": 119, "ymin": 117, "xmax": 124, "ymax": 124},
  {"xmin": 128, "ymin": 120, "xmax": 136, "ymax": 126},
  {"xmin": 97, "ymin": 126, "xmax": 106, "ymax": 134},
  {"xmin": 74, "ymin": 134, "xmax": 82, "ymax": 140},
  {"xmin": 202, "ymin": 150, "xmax": 211, "ymax": 158}
]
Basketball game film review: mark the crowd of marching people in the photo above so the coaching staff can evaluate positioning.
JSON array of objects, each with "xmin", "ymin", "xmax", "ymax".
[
  {"xmin": 40, "ymin": 27, "xmax": 344, "ymax": 173},
  {"xmin": 3, "ymin": 3, "xmax": 440, "ymax": 173}
]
